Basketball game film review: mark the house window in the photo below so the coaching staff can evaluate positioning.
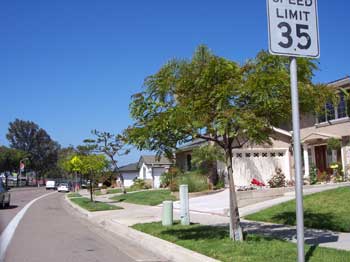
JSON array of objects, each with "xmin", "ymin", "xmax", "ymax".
[
  {"xmin": 186, "ymin": 154, "xmax": 192, "ymax": 171},
  {"xmin": 317, "ymin": 91, "xmax": 349, "ymax": 123},
  {"xmin": 338, "ymin": 92, "xmax": 347, "ymax": 118},
  {"xmin": 326, "ymin": 102, "xmax": 335, "ymax": 121}
]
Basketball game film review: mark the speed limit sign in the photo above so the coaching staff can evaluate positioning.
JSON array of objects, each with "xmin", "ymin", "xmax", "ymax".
[{"xmin": 267, "ymin": 0, "xmax": 320, "ymax": 58}]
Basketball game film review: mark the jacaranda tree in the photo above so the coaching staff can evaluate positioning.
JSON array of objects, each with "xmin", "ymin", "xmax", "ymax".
[{"xmin": 126, "ymin": 46, "xmax": 334, "ymax": 241}]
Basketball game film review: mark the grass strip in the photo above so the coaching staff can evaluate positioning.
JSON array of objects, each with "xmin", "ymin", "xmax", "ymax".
[
  {"xmin": 70, "ymin": 197, "xmax": 122, "ymax": 212},
  {"xmin": 67, "ymin": 193, "xmax": 82, "ymax": 198},
  {"xmin": 110, "ymin": 189, "xmax": 176, "ymax": 206},
  {"xmin": 133, "ymin": 221, "xmax": 350, "ymax": 262}
]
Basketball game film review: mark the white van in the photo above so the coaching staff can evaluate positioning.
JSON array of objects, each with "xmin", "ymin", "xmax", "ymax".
[{"xmin": 45, "ymin": 180, "xmax": 56, "ymax": 190}]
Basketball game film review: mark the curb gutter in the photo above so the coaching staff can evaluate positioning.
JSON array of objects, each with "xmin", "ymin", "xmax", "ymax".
[{"xmin": 64, "ymin": 196, "xmax": 219, "ymax": 262}]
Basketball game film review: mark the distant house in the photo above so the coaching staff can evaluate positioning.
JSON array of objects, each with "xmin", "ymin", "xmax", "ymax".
[
  {"xmin": 118, "ymin": 162, "xmax": 139, "ymax": 187},
  {"xmin": 118, "ymin": 155, "xmax": 173, "ymax": 188},
  {"xmin": 138, "ymin": 155, "xmax": 172, "ymax": 188}
]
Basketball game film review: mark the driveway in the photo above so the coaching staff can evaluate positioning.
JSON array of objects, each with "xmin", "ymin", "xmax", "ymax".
[{"xmin": 173, "ymin": 182, "xmax": 350, "ymax": 216}]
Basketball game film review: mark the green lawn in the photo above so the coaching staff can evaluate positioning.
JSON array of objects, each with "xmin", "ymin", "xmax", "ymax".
[
  {"xmin": 110, "ymin": 190, "xmax": 176, "ymax": 206},
  {"xmin": 67, "ymin": 193, "xmax": 81, "ymax": 198},
  {"xmin": 245, "ymin": 186, "xmax": 350, "ymax": 232},
  {"xmin": 94, "ymin": 188, "xmax": 133, "ymax": 196},
  {"xmin": 106, "ymin": 188, "xmax": 123, "ymax": 194},
  {"xmin": 133, "ymin": 222, "xmax": 350, "ymax": 262},
  {"xmin": 70, "ymin": 197, "xmax": 123, "ymax": 212}
]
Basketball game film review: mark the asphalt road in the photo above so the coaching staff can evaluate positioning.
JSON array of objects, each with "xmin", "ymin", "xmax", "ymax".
[
  {"xmin": 0, "ymin": 187, "xmax": 48, "ymax": 234},
  {"xmin": 3, "ymin": 191, "xmax": 163, "ymax": 262}
]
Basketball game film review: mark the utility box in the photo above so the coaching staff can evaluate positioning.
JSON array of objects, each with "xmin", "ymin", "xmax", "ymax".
[
  {"xmin": 162, "ymin": 200, "xmax": 173, "ymax": 226},
  {"xmin": 180, "ymin": 184, "xmax": 190, "ymax": 225}
]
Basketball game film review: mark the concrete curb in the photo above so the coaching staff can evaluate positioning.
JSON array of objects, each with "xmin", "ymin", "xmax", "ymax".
[
  {"xmin": 64, "ymin": 196, "xmax": 219, "ymax": 262},
  {"xmin": 103, "ymin": 219, "xmax": 219, "ymax": 262},
  {"xmin": 64, "ymin": 195, "xmax": 92, "ymax": 218}
]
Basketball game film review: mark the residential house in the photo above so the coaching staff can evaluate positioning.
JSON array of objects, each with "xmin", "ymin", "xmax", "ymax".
[
  {"xmin": 138, "ymin": 155, "xmax": 172, "ymax": 188},
  {"xmin": 301, "ymin": 76, "xmax": 350, "ymax": 178},
  {"xmin": 176, "ymin": 76, "xmax": 350, "ymax": 186},
  {"xmin": 118, "ymin": 155, "xmax": 173, "ymax": 188},
  {"xmin": 176, "ymin": 128, "xmax": 293, "ymax": 187},
  {"xmin": 118, "ymin": 162, "xmax": 139, "ymax": 187}
]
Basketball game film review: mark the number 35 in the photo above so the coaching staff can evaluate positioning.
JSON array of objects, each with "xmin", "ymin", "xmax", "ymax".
[{"xmin": 278, "ymin": 22, "xmax": 311, "ymax": 50}]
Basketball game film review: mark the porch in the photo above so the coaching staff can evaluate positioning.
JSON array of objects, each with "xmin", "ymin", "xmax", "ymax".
[{"xmin": 302, "ymin": 132, "xmax": 350, "ymax": 178}]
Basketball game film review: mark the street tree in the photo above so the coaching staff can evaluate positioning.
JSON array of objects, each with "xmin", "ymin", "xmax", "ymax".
[
  {"xmin": 85, "ymin": 130, "xmax": 130, "ymax": 193},
  {"xmin": 6, "ymin": 119, "xmax": 60, "ymax": 184},
  {"xmin": 0, "ymin": 146, "xmax": 28, "ymax": 186},
  {"xmin": 81, "ymin": 154, "xmax": 108, "ymax": 201},
  {"xmin": 61, "ymin": 154, "xmax": 108, "ymax": 201},
  {"xmin": 126, "ymin": 46, "xmax": 334, "ymax": 241}
]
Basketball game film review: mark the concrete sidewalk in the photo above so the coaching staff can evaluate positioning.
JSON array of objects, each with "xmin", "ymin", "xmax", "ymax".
[
  {"xmin": 76, "ymin": 183, "xmax": 350, "ymax": 252},
  {"xmin": 87, "ymin": 200, "xmax": 350, "ymax": 251}
]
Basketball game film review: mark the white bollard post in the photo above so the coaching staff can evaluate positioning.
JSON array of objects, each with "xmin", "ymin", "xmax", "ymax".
[
  {"xmin": 162, "ymin": 201, "xmax": 173, "ymax": 226},
  {"xmin": 180, "ymin": 184, "xmax": 190, "ymax": 225}
]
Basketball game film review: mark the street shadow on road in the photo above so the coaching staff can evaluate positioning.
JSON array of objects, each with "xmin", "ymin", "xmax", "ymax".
[{"xmin": 1, "ymin": 205, "xmax": 18, "ymax": 210}]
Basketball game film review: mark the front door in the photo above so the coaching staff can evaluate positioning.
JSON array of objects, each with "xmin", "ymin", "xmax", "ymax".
[{"xmin": 315, "ymin": 145, "xmax": 327, "ymax": 172}]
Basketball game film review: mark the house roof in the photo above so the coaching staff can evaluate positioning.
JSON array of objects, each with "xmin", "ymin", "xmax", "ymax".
[
  {"xmin": 176, "ymin": 138, "xmax": 208, "ymax": 152},
  {"xmin": 138, "ymin": 155, "xmax": 173, "ymax": 166},
  {"xmin": 272, "ymin": 127, "xmax": 292, "ymax": 137},
  {"xmin": 301, "ymin": 132, "xmax": 341, "ymax": 144},
  {"xmin": 119, "ymin": 162, "xmax": 139, "ymax": 172},
  {"xmin": 327, "ymin": 76, "xmax": 350, "ymax": 89}
]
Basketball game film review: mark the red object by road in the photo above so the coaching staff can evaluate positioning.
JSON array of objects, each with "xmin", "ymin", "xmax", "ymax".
[{"xmin": 251, "ymin": 178, "xmax": 265, "ymax": 187}]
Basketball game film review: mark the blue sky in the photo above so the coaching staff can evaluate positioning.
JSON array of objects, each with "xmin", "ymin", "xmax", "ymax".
[{"xmin": 1, "ymin": 1, "xmax": 349, "ymax": 165}]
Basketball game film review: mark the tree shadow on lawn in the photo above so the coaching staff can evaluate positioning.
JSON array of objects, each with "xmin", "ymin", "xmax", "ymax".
[
  {"xmin": 161, "ymin": 223, "xmax": 335, "ymax": 261},
  {"xmin": 162, "ymin": 224, "xmax": 280, "ymax": 242},
  {"xmin": 271, "ymin": 211, "xmax": 340, "ymax": 232},
  {"xmin": 242, "ymin": 218, "xmax": 339, "ymax": 246},
  {"xmin": 162, "ymin": 225, "xmax": 230, "ymax": 241}
]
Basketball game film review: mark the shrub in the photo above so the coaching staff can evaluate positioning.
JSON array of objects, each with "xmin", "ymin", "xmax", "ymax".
[
  {"xmin": 130, "ymin": 178, "xmax": 152, "ymax": 191},
  {"xmin": 327, "ymin": 138, "xmax": 341, "ymax": 151},
  {"xmin": 317, "ymin": 170, "xmax": 330, "ymax": 182},
  {"xmin": 309, "ymin": 164, "xmax": 318, "ymax": 185},
  {"xmin": 268, "ymin": 168, "xmax": 286, "ymax": 188},
  {"xmin": 177, "ymin": 171, "xmax": 209, "ymax": 193},
  {"xmin": 160, "ymin": 167, "xmax": 182, "ymax": 188},
  {"xmin": 330, "ymin": 162, "xmax": 344, "ymax": 182},
  {"xmin": 213, "ymin": 174, "xmax": 225, "ymax": 190}
]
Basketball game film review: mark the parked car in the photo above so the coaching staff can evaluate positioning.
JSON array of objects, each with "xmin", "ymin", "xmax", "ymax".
[
  {"xmin": 57, "ymin": 183, "xmax": 70, "ymax": 193},
  {"xmin": 0, "ymin": 180, "xmax": 10, "ymax": 208},
  {"xmin": 45, "ymin": 180, "xmax": 56, "ymax": 190}
]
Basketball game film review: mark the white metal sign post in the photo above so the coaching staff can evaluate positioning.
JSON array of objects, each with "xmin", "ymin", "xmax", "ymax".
[{"xmin": 267, "ymin": 1, "xmax": 320, "ymax": 262}]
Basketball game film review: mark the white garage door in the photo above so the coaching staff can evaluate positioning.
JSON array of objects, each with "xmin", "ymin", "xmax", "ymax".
[
  {"xmin": 232, "ymin": 149, "xmax": 290, "ymax": 187},
  {"xmin": 152, "ymin": 167, "xmax": 166, "ymax": 188}
]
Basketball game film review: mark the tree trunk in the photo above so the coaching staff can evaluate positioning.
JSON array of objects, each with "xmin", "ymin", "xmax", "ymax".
[
  {"xmin": 89, "ymin": 173, "xmax": 94, "ymax": 202},
  {"xmin": 225, "ymin": 149, "xmax": 243, "ymax": 241},
  {"xmin": 119, "ymin": 174, "xmax": 126, "ymax": 194}
]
